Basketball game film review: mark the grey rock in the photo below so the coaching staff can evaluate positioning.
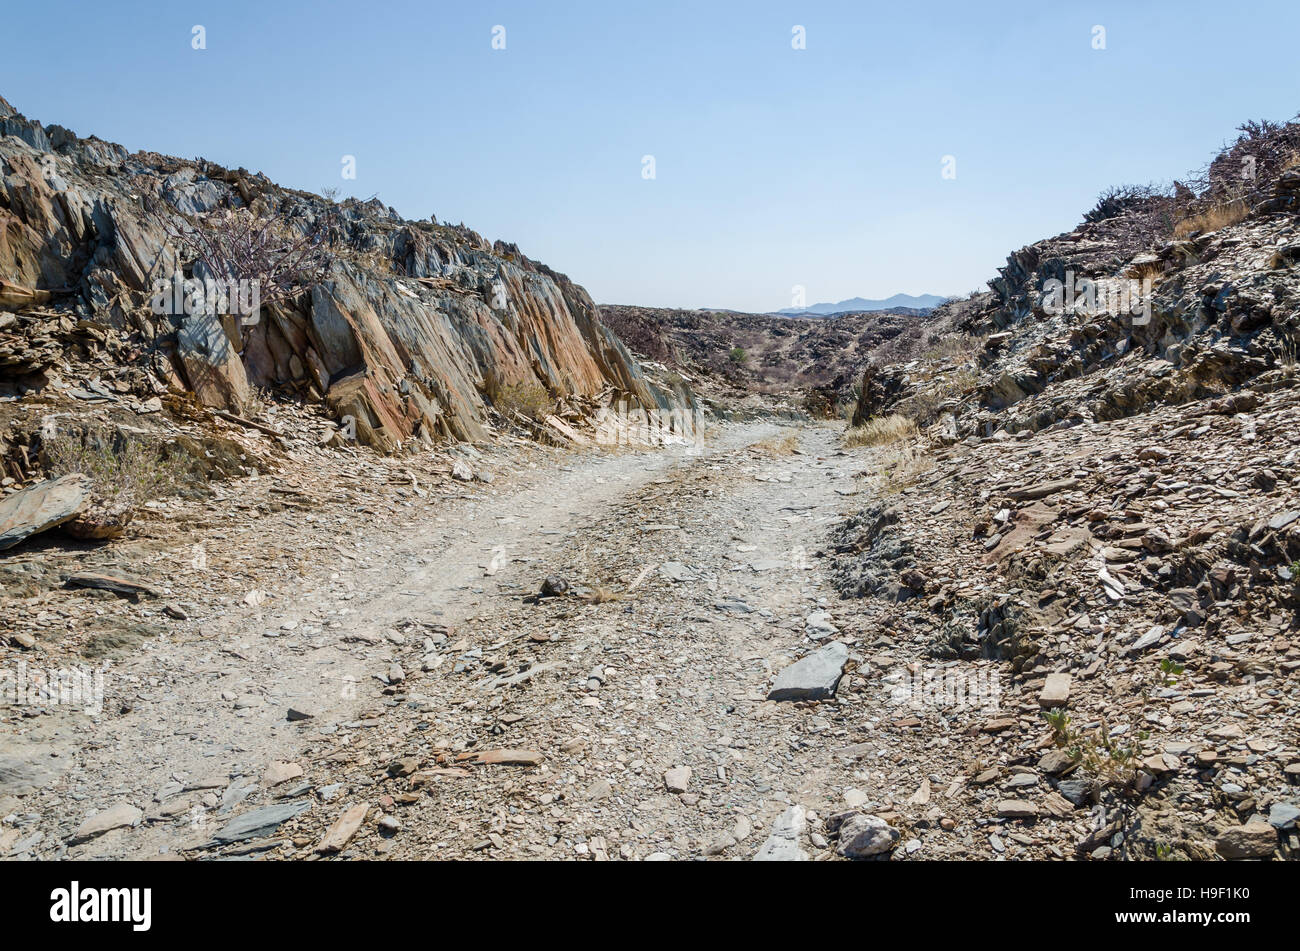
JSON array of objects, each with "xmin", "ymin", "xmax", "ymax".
[
  {"xmin": 212, "ymin": 800, "xmax": 312, "ymax": 844},
  {"xmin": 836, "ymin": 813, "xmax": 900, "ymax": 858},
  {"xmin": 1268, "ymin": 510, "xmax": 1298, "ymax": 531},
  {"xmin": 1267, "ymin": 802, "xmax": 1299, "ymax": 830},
  {"xmin": 768, "ymin": 642, "xmax": 849, "ymax": 701},
  {"xmin": 0, "ymin": 475, "xmax": 90, "ymax": 551},
  {"xmin": 1057, "ymin": 779, "xmax": 1093, "ymax": 806},
  {"xmin": 659, "ymin": 562, "xmax": 695, "ymax": 583}
]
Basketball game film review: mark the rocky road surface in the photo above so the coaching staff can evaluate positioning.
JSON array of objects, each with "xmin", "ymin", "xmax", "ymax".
[{"xmin": 5, "ymin": 421, "xmax": 909, "ymax": 860}]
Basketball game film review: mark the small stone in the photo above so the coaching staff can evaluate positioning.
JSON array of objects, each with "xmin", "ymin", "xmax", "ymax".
[
  {"xmin": 753, "ymin": 805, "xmax": 808, "ymax": 861},
  {"xmin": 262, "ymin": 761, "xmax": 304, "ymax": 787},
  {"xmin": 1266, "ymin": 802, "xmax": 1299, "ymax": 831},
  {"xmin": 1038, "ymin": 673, "xmax": 1071, "ymax": 709},
  {"xmin": 836, "ymin": 814, "xmax": 900, "ymax": 858},
  {"xmin": 317, "ymin": 803, "xmax": 370, "ymax": 854},
  {"xmin": 997, "ymin": 800, "xmax": 1039, "ymax": 820},
  {"xmin": 664, "ymin": 766, "xmax": 692, "ymax": 793},
  {"xmin": 1038, "ymin": 750, "xmax": 1074, "ymax": 775}
]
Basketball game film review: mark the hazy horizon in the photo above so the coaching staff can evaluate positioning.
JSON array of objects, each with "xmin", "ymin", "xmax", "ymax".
[{"xmin": 4, "ymin": 0, "xmax": 1299, "ymax": 312}]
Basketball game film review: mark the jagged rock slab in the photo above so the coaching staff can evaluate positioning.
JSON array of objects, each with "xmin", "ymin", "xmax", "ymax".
[
  {"xmin": 64, "ymin": 571, "xmax": 160, "ymax": 598},
  {"xmin": 767, "ymin": 642, "xmax": 849, "ymax": 701},
  {"xmin": 212, "ymin": 800, "xmax": 312, "ymax": 844},
  {"xmin": 0, "ymin": 474, "xmax": 90, "ymax": 551},
  {"xmin": 0, "ymin": 95, "xmax": 688, "ymax": 451}
]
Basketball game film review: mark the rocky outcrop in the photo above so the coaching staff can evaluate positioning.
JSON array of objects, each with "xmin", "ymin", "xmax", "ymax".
[
  {"xmin": 850, "ymin": 141, "xmax": 1300, "ymax": 441},
  {"xmin": 0, "ymin": 93, "xmax": 683, "ymax": 449}
]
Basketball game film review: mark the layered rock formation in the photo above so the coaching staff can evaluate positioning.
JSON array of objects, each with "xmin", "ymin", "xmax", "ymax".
[
  {"xmin": 853, "ymin": 123, "xmax": 1300, "ymax": 440},
  {"xmin": 0, "ymin": 94, "xmax": 686, "ymax": 450}
]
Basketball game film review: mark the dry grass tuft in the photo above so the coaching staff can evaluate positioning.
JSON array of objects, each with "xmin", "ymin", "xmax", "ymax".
[
  {"xmin": 844, "ymin": 413, "xmax": 917, "ymax": 448},
  {"xmin": 751, "ymin": 434, "xmax": 800, "ymax": 456},
  {"xmin": 866, "ymin": 442, "xmax": 934, "ymax": 495},
  {"xmin": 581, "ymin": 585, "xmax": 626, "ymax": 604},
  {"xmin": 492, "ymin": 382, "xmax": 554, "ymax": 421},
  {"xmin": 1173, "ymin": 200, "xmax": 1249, "ymax": 238}
]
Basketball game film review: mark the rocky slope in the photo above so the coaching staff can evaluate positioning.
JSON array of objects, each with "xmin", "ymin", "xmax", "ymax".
[
  {"xmin": 0, "ymin": 93, "xmax": 689, "ymax": 455},
  {"xmin": 832, "ymin": 119, "xmax": 1300, "ymax": 860}
]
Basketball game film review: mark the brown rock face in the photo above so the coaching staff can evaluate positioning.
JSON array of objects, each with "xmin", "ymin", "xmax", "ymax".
[{"xmin": 0, "ymin": 97, "xmax": 682, "ymax": 447}]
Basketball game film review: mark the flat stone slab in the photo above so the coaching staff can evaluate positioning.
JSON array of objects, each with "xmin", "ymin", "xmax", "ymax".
[
  {"xmin": 1038, "ymin": 673, "xmax": 1071, "ymax": 708},
  {"xmin": 65, "ymin": 571, "xmax": 159, "ymax": 598},
  {"xmin": 768, "ymin": 642, "xmax": 849, "ymax": 701},
  {"xmin": 1006, "ymin": 478, "xmax": 1079, "ymax": 501},
  {"xmin": 0, "ymin": 474, "xmax": 89, "ymax": 551},
  {"xmin": 1268, "ymin": 510, "xmax": 1298, "ymax": 531},
  {"xmin": 213, "ymin": 800, "xmax": 312, "ymax": 844},
  {"xmin": 70, "ymin": 802, "xmax": 142, "ymax": 844}
]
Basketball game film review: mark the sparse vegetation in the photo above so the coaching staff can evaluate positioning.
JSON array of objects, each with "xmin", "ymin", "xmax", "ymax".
[
  {"xmin": 1158, "ymin": 657, "xmax": 1185, "ymax": 686},
  {"xmin": 1042, "ymin": 710, "xmax": 1140, "ymax": 792},
  {"xmin": 752, "ymin": 433, "xmax": 800, "ymax": 455},
  {"xmin": 922, "ymin": 333, "xmax": 985, "ymax": 364},
  {"xmin": 844, "ymin": 413, "xmax": 917, "ymax": 448},
  {"xmin": 1172, "ymin": 198, "xmax": 1250, "ymax": 238},
  {"xmin": 580, "ymin": 585, "xmax": 626, "ymax": 604},
  {"xmin": 491, "ymin": 381, "xmax": 554, "ymax": 421},
  {"xmin": 43, "ymin": 425, "xmax": 186, "ymax": 539},
  {"xmin": 866, "ymin": 442, "xmax": 933, "ymax": 495}
]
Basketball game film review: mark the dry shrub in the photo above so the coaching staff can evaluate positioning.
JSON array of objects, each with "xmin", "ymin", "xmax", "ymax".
[
  {"xmin": 922, "ymin": 333, "xmax": 985, "ymax": 364},
  {"xmin": 580, "ymin": 585, "xmax": 626, "ymax": 604},
  {"xmin": 492, "ymin": 381, "xmax": 553, "ymax": 421},
  {"xmin": 899, "ymin": 368, "xmax": 979, "ymax": 424},
  {"xmin": 44, "ymin": 425, "xmax": 185, "ymax": 539},
  {"xmin": 844, "ymin": 413, "xmax": 916, "ymax": 448}
]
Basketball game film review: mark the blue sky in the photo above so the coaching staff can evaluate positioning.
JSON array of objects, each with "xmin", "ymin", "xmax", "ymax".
[{"xmin": 4, "ymin": 1, "xmax": 1299, "ymax": 311}]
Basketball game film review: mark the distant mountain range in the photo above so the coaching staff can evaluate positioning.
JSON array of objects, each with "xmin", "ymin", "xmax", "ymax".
[{"xmin": 776, "ymin": 293, "xmax": 949, "ymax": 316}]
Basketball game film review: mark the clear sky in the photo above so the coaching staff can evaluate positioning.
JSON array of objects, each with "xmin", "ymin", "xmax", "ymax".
[{"xmin": 4, "ymin": 1, "xmax": 1299, "ymax": 312}]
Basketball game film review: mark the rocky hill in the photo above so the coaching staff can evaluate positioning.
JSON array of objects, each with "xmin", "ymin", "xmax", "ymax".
[
  {"xmin": 833, "ymin": 117, "xmax": 1300, "ymax": 860},
  {"xmin": 600, "ymin": 304, "xmax": 922, "ymax": 415},
  {"xmin": 0, "ymin": 93, "xmax": 690, "ymax": 458}
]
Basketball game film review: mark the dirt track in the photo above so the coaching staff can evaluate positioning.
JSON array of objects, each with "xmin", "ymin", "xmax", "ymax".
[{"xmin": 7, "ymin": 421, "xmax": 903, "ymax": 860}]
